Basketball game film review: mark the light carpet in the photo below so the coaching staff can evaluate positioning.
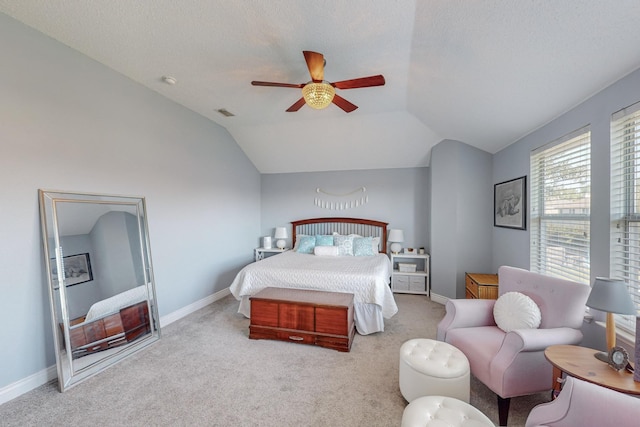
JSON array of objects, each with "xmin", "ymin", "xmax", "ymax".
[{"xmin": 0, "ymin": 294, "xmax": 548, "ymax": 426}]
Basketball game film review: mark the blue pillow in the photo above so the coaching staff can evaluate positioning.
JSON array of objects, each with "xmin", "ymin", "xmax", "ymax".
[
  {"xmin": 353, "ymin": 236, "xmax": 375, "ymax": 256},
  {"xmin": 315, "ymin": 234, "xmax": 334, "ymax": 246},
  {"xmin": 296, "ymin": 236, "xmax": 316, "ymax": 254}
]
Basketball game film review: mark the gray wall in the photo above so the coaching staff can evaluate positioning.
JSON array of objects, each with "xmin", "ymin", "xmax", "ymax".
[
  {"xmin": 491, "ymin": 67, "xmax": 640, "ymax": 279},
  {"xmin": 54, "ymin": 212, "xmax": 144, "ymax": 320},
  {"xmin": 0, "ymin": 14, "xmax": 260, "ymax": 390},
  {"xmin": 91, "ymin": 211, "xmax": 138, "ymax": 299},
  {"xmin": 56, "ymin": 234, "xmax": 102, "ymax": 320},
  {"xmin": 261, "ymin": 168, "xmax": 430, "ymax": 252},
  {"xmin": 430, "ymin": 140, "xmax": 493, "ymax": 299},
  {"xmin": 491, "ymin": 65, "xmax": 640, "ymax": 357}
]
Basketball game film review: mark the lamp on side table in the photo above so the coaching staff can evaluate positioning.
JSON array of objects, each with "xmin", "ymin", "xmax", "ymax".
[
  {"xmin": 274, "ymin": 226, "xmax": 288, "ymax": 250},
  {"xmin": 388, "ymin": 229, "xmax": 404, "ymax": 254},
  {"xmin": 585, "ymin": 277, "xmax": 636, "ymax": 362}
]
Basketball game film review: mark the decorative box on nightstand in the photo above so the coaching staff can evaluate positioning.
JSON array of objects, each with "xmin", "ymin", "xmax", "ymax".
[
  {"xmin": 254, "ymin": 247, "xmax": 289, "ymax": 262},
  {"xmin": 390, "ymin": 252, "xmax": 430, "ymax": 295}
]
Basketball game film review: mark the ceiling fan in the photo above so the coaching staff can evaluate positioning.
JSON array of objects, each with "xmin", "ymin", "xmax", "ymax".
[{"xmin": 251, "ymin": 51, "xmax": 385, "ymax": 113}]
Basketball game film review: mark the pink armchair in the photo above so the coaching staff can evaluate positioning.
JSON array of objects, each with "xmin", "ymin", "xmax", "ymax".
[
  {"xmin": 525, "ymin": 376, "xmax": 640, "ymax": 426},
  {"xmin": 436, "ymin": 266, "xmax": 590, "ymax": 426}
]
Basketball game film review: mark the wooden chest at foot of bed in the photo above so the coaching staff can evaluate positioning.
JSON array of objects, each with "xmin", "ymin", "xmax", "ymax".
[
  {"xmin": 249, "ymin": 287, "xmax": 355, "ymax": 352},
  {"xmin": 67, "ymin": 301, "xmax": 150, "ymax": 358}
]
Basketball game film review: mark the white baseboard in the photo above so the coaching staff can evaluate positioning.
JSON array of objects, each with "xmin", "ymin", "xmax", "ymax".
[
  {"xmin": 159, "ymin": 287, "xmax": 230, "ymax": 327},
  {"xmin": 0, "ymin": 288, "xmax": 231, "ymax": 406},
  {"xmin": 429, "ymin": 292, "xmax": 448, "ymax": 305},
  {"xmin": 0, "ymin": 365, "xmax": 58, "ymax": 405}
]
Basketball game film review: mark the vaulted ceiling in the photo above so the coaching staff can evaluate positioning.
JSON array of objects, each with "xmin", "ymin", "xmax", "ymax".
[{"xmin": 2, "ymin": 1, "xmax": 640, "ymax": 173}]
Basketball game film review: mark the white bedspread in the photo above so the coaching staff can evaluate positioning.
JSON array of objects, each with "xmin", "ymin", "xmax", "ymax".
[
  {"xmin": 229, "ymin": 251, "xmax": 398, "ymax": 319},
  {"xmin": 84, "ymin": 285, "xmax": 148, "ymax": 322}
]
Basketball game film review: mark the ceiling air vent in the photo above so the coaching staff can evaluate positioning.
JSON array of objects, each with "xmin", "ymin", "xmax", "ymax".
[{"xmin": 217, "ymin": 108, "xmax": 235, "ymax": 117}]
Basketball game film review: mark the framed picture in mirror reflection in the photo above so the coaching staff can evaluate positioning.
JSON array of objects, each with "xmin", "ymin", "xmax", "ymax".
[{"xmin": 51, "ymin": 252, "xmax": 93, "ymax": 287}]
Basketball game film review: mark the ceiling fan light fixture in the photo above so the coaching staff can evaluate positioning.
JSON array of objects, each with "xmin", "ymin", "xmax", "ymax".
[{"xmin": 302, "ymin": 81, "xmax": 335, "ymax": 109}]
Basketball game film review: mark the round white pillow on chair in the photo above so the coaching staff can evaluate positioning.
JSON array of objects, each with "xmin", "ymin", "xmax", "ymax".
[{"xmin": 493, "ymin": 291, "xmax": 541, "ymax": 332}]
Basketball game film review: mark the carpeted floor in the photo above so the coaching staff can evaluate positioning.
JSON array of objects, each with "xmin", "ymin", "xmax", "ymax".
[{"xmin": 0, "ymin": 293, "xmax": 548, "ymax": 426}]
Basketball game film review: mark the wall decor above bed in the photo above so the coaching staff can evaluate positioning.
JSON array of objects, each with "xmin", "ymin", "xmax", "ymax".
[
  {"xmin": 38, "ymin": 190, "xmax": 160, "ymax": 392},
  {"xmin": 314, "ymin": 186, "xmax": 368, "ymax": 210}
]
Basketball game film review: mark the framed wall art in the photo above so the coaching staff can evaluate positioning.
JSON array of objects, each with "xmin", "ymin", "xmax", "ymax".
[
  {"xmin": 51, "ymin": 252, "xmax": 93, "ymax": 287},
  {"xmin": 494, "ymin": 176, "xmax": 526, "ymax": 230}
]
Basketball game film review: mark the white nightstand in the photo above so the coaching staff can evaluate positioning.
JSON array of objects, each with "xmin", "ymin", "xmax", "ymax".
[
  {"xmin": 254, "ymin": 247, "xmax": 289, "ymax": 262},
  {"xmin": 390, "ymin": 252, "xmax": 430, "ymax": 295}
]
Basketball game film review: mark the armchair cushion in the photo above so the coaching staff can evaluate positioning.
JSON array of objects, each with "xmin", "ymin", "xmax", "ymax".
[
  {"xmin": 493, "ymin": 291, "xmax": 541, "ymax": 332},
  {"xmin": 436, "ymin": 299, "xmax": 496, "ymax": 341}
]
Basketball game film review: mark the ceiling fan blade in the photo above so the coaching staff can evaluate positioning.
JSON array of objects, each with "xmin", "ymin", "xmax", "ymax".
[
  {"xmin": 251, "ymin": 81, "xmax": 304, "ymax": 88},
  {"xmin": 286, "ymin": 97, "xmax": 307, "ymax": 112},
  {"xmin": 303, "ymin": 51, "xmax": 324, "ymax": 82},
  {"xmin": 332, "ymin": 75, "xmax": 386, "ymax": 89},
  {"xmin": 332, "ymin": 94, "xmax": 358, "ymax": 113}
]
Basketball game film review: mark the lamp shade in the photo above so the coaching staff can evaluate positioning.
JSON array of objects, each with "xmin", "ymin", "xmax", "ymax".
[
  {"xmin": 586, "ymin": 277, "xmax": 636, "ymax": 315},
  {"xmin": 302, "ymin": 82, "xmax": 335, "ymax": 109},
  {"xmin": 388, "ymin": 229, "xmax": 404, "ymax": 254},
  {"xmin": 274, "ymin": 227, "xmax": 288, "ymax": 239},
  {"xmin": 388, "ymin": 229, "xmax": 404, "ymax": 243},
  {"xmin": 274, "ymin": 226, "xmax": 288, "ymax": 249}
]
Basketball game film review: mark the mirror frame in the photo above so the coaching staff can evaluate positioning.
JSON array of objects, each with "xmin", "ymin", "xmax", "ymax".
[{"xmin": 38, "ymin": 189, "xmax": 160, "ymax": 391}]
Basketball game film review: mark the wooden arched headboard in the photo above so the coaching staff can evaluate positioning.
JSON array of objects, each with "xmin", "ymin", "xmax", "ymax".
[{"xmin": 291, "ymin": 217, "xmax": 388, "ymax": 253}]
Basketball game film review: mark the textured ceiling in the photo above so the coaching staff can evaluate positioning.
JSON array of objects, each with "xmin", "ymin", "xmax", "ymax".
[{"xmin": 2, "ymin": 1, "xmax": 640, "ymax": 173}]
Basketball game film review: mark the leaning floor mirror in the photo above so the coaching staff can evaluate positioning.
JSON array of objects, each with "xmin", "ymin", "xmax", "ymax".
[{"xmin": 39, "ymin": 190, "xmax": 160, "ymax": 391}]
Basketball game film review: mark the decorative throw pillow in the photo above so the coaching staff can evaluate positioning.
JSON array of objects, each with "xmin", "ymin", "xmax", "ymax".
[
  {"xmin": 293, "ymin": 234, "xmax": 309, "ymax": 251},
  {"xmin": 333, "ymin": 234, "xmax": 355, "ymax": 256},
  {"xmin": 315, "ymin": 234, "xmax": 334, "ymax": 246},
  {"xmin": 296, "ymin": 235, "xmax": 316, "ymax": 254},
  {"xmin": 493, "ymin": 291, "xmax": 542, "ymax": 332},
  {"xmin": 353, "ymin": 236, "xmax": 375, "ymax": 256},
  {"xmin": 314, "ymin": 245, "xmax": 339, "ymax": 256},
  {"xmin": 371, "ymin": 236, "xmax": 381, "ymax": 253}
]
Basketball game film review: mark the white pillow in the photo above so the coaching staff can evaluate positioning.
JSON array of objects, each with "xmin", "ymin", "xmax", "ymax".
[
  {"xmin": 314, "ymin": 246, "xmax": 339, "ymax": 256},
  {"xmin": 493, "ymin": 291, "xmax": 541, "ymax": 332},
  {"xmin": 371, "ymin": 236, "xmax": 381, "ymax": 252}
]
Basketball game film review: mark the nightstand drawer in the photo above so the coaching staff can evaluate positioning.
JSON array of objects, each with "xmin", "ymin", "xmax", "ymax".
[
  {"xmin": 393, "ymin": 275, "xmax": 409, "ymax": 291},
  {"xmin": 409, "ymin": 276, "xmax": 425, "ymax": 292}
]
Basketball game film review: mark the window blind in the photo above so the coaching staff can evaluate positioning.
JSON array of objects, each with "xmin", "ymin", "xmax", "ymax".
[
  {"xmin": 610, "ymin": 101, "xmax": 640, "ymax": 332},
  {"xmin": 530, "ymin": 127, "xmax": 591, "ymax": 284}
]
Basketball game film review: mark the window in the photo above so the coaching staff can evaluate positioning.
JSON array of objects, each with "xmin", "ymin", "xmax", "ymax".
[
  {"xmin": 610, "ymin": 101, "xmax": 640, "ymax": 332},
  {"xmin": 530, "ymin": 127, "xmax": 591, "ymax": 283}
]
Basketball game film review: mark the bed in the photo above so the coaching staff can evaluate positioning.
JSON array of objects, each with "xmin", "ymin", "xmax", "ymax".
[
  {"xmin": 230, "ymin": 217, "xmax": 398, "ymax": 335},
  {"xmin": 67, "ymin": 285, "xmax": 152, "ymax": 359}
]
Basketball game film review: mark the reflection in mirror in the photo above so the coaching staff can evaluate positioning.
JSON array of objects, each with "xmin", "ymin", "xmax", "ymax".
[{"xmin": 38, "ymin": 190, "xmax": 160, "ymax": 391}]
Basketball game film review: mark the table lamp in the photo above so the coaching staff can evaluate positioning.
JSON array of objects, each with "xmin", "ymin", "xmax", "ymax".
[
  {"xmin": 388, "ymin": 229, "xmax": 404, "ymax": 254},
  {"xmin": 274, "ymin": 227, "xmax": 288, "ymax": 249},
  {"xmin": 585, "ymin": 277, "xmax": 636, "ymax": 362}
]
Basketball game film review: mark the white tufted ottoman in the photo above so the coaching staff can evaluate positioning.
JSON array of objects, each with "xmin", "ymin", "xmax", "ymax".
[
  {"xmin": 399, "ymin": 338, "xmax": 470, "ymax": 403},
  {"xmin": 401, "ymin": 395, "xmax": 493, "ymax": 427}
]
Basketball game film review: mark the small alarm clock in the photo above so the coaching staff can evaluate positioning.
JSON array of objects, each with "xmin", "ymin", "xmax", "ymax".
[{"xmin": 607, "ymin": 346, "xmax": 629, "ymax": 371}]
